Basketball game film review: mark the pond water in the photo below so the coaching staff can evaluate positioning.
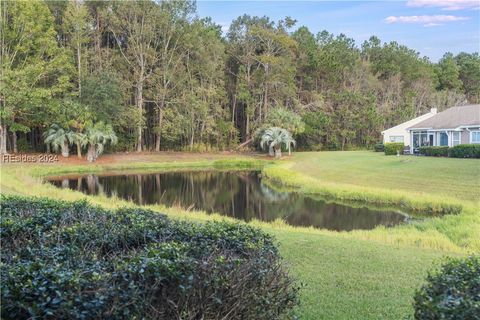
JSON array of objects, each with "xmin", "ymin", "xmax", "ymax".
[{"xmin": 48, "ymin": 170, "xmax": 408, "ymax": 231}]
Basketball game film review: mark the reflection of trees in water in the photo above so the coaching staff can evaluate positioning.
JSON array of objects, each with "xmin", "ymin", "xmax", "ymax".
[
  {"xmin": 259, "ymin": 183, "xmax": 289, "ymax": 202},
  {"xmin": 53, "ymin": 171, "xmax": 407, "ymax": 231},
  {"xmin": 285, "ymin": 197, "xmax": 406, "ymax": 231}
]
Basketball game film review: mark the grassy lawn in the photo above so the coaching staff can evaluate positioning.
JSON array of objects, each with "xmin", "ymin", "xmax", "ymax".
[
  {"xmin": 1, "ymin": 151, "xmax": 478, "ymax": 319},
  {"xmin": 291, "ymin": 151, "xmax": 480, "ymax": 202},
  {"xmin": 272, "ymin": 229, "xmax": 449, "ymax": 319}
]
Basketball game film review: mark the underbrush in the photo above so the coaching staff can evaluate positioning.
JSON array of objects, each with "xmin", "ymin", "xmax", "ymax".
[
  {"xmin": 414, "ymin": 255, "xmax": 480, "ymax": 319},
  {"xmin": 0, "ymin": 195, "xmax": 298, "ymax": 320}
]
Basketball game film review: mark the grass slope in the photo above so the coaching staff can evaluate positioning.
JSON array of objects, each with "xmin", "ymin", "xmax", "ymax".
[
  {"xmin": 291, "ymin": 151, "xmax": 479, "ymax": 202},
  {"xmin": 272, "ymin": 229, "xmax": 449, "ymax": 319},
  {"xmin": 1, "ymin": 151, "xmax": 477, "ymax": 319}
]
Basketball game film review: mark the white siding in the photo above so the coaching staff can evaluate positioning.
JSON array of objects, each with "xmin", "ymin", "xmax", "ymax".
[{"xmin": 382, "ymin": 109, "xmax": 437, "ymax": 146}]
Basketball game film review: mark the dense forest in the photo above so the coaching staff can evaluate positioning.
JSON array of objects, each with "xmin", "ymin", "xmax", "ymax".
[{"xmin": 1, "ymin": 0, "xmax": 479, "ymax": 154}]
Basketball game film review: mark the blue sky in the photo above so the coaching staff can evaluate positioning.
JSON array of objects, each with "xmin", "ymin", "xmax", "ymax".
[{"xmin": 196, "ymin": 0, "xmax": 480, "ymax": 61}]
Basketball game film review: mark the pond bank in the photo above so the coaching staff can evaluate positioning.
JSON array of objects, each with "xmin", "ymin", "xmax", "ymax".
[
  {"xmin": 1, "ymin": 151, "xmax": 474, "ymax": 319},
  {"xmin": 1, "ymin": 153, "xmax": 477, "ymax": 253}
]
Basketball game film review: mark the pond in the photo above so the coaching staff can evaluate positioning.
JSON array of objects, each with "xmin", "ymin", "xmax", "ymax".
[{"xmin": 47, "ymin": 170, "xmax": 409, "ymax": 231}]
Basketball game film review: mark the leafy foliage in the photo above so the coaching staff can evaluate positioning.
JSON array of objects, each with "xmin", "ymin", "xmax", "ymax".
[
  {"xmin": 43, "ymin": 124, "xmax": 73, "ymax": 157},
  {"xmin": 373, "ymin": 142, "xmax": 384, "ymax": 152},
  {"xmin": 259, "ymin": 127, "xmax": 296, "ymax": 158},
  {"xmin": 419, "ymin": 146, "xmax": 449, "ymax": 157},
  {"xmin": 413, "ymin": 256, "xmax": 480, "ymax": 320},
  {"xmin": 1, "ymin": 1, "xmax": 478, "ymax": 153},
  {"xmin": 384, "ymin": 142, "xmax": 404, "ymax": 155},
  {"xmin": 0, "ymin": 195, "xmax": 299, "ymax": 320},
  {"xmin": 84, "ymin": 122, "xmax": 118, "ymax": 162},
  {"xmin": 449, "ymin": 144, "xmax": 480, "ymax": 158}
]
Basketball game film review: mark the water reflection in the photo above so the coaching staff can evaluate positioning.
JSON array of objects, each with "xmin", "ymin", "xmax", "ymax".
[{"xmin": 49, "ymin": 171, "xmax": 408, "ymax": 231}]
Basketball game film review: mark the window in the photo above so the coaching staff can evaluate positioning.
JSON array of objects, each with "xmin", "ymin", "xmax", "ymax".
[
  {"xmin": 389, "ymin": 136, "xmax": 404, "ymax": 143},
  {"xmin": 452, "ymin": 132, "xmax": 460, "ymax": 146},
  {"xmin": 471, "ymin": 131, "xmax": 480, "ymax": 144},
  {"xmin": 439, "ymin": 132, "xmax": 448, "ymax": 146},
  {"xmin": 412, "ymin": 131, "xmax": 428, "ymax": 148}
]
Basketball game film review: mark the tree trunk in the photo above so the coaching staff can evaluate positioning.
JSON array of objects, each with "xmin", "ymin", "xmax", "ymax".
[
  {"xmin": 12, "ymin": 131, "xmax": 17, "ymax": 153},
  {"xmin": 245, "ymin": 112, "xmax": 249, "ymax": 142},
  {"xmin": 155, "ymin": 102, "xmax": 163, "ymax": 152},
  {"xmin": 136, "ymin": 75, "xmax": 144, "ymax": 152},
  {"xmin": 0, "ymin": 125, "xmax": 7, "ymax": 154},
  {"xmin": 274, "ymin": 144, "xmax": 281, "ymax": 159},
  {"xmin": 77, "ymin": 44, "xmax": 81, "ymax": 97},
  {"xmin": 263, "ymin": 63, "xmax": 269, "ymax": 120},
  {"xmin": 269, "ymin": 145, "xmax": 274, "ymax": 157},
  {"xmin": 76, "ymin": 142, "xmax": 82, "ymax": 158},
  {"xmin": 87, "ymin": 144, "xmax": 96, "ymax": 162},
  {"xmin": 61, "ymin": 141, "xmax": 69, "ymax": 158}
]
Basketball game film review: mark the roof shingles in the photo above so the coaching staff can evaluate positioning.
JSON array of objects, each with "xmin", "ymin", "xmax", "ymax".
[{"xmin": 408, "ymin": 104, "xmax": 480, "ymax": 130}]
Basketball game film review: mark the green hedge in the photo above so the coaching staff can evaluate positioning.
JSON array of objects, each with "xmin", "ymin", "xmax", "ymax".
[
  {"xmin": 418, "ymin": 146, "xmax": 449, "ymax": 157},
  {"xmin": 0, "ymin": 196, "xmax": 298, "ymax": 319},
  {"xmin": 384, "ymin": 142, "xmax": 404, "ymax": 155},
  {"xmin": 449, "ymin": 144, "xmax": 480, "ymax": 158},
  {"xmin": 413, "ymin": 256, "xmax": 480, "ymax": 319},
  {"xmin": 373, "ymin": 142, "xmax": 384, "ymax": 152}
]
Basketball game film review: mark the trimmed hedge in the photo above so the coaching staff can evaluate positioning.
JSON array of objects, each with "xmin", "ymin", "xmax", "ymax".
[
  {"xmin": 384, "ymin": 142, "xmax": 404, "ymax": 155},
  {"xmin": 413, "ymin": 256, "xmax": 480, "ymax": 319},
  {"xmin": 449, "ymin": 144, "xmax": 480, "ymax": 158},
  {"xmin": 419, "ymin": 146, "xmax": 449, "ymax": 157},
  {"xmin": 373, "ymin": 142, "xmax": 384, "ymax": 152},
  {"xmin": 0, "ymin": 196, "xmax": 298, "ymax": 320}
]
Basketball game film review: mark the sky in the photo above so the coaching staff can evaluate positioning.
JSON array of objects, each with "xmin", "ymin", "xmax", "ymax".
[{"xmin": 196, "ymin": 0, "xmax": 480, "ymax": 61}]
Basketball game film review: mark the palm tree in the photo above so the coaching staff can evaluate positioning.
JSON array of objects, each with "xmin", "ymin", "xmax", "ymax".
[
  {"xmin": 43, "ymin": 124, "xmax": 72, "ymax": 157},
  {"xmin": 260, "ymin": 127, "xmax": 296, "ymax": 158},
  {"xmin": 84, "ymin": 122, "xmax": 118, "ymax": 162},
  {"xmin": 68, "ymin": 131, "xmax": 88, "ymax": 159}
]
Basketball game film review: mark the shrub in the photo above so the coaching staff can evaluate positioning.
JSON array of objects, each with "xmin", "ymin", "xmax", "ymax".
[
  {"xmin": 413, "ymin": 256, "xmax": 480, "ymax": 320},
  {"xmin": 419, "ymin": 146, "xmax": 449, "ymax": 157},
  {"xmin": 0, "ymin": 196, "xmax": 298, "ymax": 320},
  {"xmin": 449, "ymin": 144, "xmax": 480, "ymax": 158},
  {"xmin": 384, "ymin": 142, "xmax": 404, "ymax": 155},
  {"xmin": 373, "ymin": 142, "xmax": 384, "ymax": 152}
]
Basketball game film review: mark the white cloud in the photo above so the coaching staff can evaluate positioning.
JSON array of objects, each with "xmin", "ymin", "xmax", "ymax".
[
  {"xmin": 406, "ymin": 0, "xmax": 480, "ymax": 11},
  {"xmin": 384, "ymin": 14, "xmax": 469, "ymax": 25}
]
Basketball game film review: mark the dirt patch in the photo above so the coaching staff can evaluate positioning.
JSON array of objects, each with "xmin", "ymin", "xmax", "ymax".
[{"xmin": 1, "ymin": 151, "xmax": 276, "ymax": 166}]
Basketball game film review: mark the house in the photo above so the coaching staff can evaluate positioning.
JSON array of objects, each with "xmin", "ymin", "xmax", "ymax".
[
  {"xmin": 381, "ymin": 108, "xmax": 437, "ymax": 145},
  {"xmin": 407, "ymin": 104, "xmax": 480, "ymax": 154}
]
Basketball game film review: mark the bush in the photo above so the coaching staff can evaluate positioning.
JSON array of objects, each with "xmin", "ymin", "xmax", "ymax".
[
  {"xmin": 419, "ymin": 146, "xmax": 449, "ymax": 157},
  {"xmin": 373, "ymin": 142, "xmax": 384, "ymax": 152},
  {"xmin": 413, "ymin": 256, "xmax": 480, "ymax": 320},
  {"xmin": 384, "ymin": 142, "xmax": 404, "ymax": 155},
  {"xmin": 0, "ymin": 196, "xmax": 298, "ymax": 320},
  {"xmin": 449, "ymin": 144, "xmax": 480, "ymax": 158}
]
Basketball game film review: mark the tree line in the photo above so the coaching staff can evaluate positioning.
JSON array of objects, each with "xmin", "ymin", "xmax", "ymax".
[{"xmin": 1, "ymin": 0, "xmax": 479, "ymax": 154}]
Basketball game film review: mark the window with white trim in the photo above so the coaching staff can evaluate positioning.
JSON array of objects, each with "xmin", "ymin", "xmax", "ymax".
[
  {"xmin": 471, "ymin": 131, "xmax": 480, "ymax": 144},
  {"xmin": 389, "ymin": 136, "xmax": 404, "ymax": 143},
  {"xmin": 452, "ymin": 132, "xmax": 460, "ymax": 146}
]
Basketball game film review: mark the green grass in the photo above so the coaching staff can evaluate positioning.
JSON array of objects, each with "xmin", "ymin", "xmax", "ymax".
[
  {"xmin": 1, "ymin": 151, "xmax": 478, "ymax": 319},
  {"xmin": 290, "ymin": 151, "xmax": 479, "ymax": 202},
  {"xmin": 271, "ymin": 229, "xmax": 451, "ymax": 320}
]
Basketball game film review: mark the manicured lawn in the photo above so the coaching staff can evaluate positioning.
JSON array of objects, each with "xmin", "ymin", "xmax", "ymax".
[
  {"xmin": 291, "ymin": 151, "xmax": 480, "ymax": 202},
  {"xmin": 1, "ymin": 151, "xmax": 477, "ymax": 319},
  {"xmin": 272, "ymin": 229, "xmax": 449, "ymax": 319}
]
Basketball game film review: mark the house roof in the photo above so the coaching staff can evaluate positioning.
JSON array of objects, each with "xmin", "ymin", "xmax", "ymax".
[
  {"xmin": 408, "ymin": 104, "xmax": 480, "ymax": 130},
  {"xmin": 382, "ymin": 108, "xmax": 437, "ymax": 134}
]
